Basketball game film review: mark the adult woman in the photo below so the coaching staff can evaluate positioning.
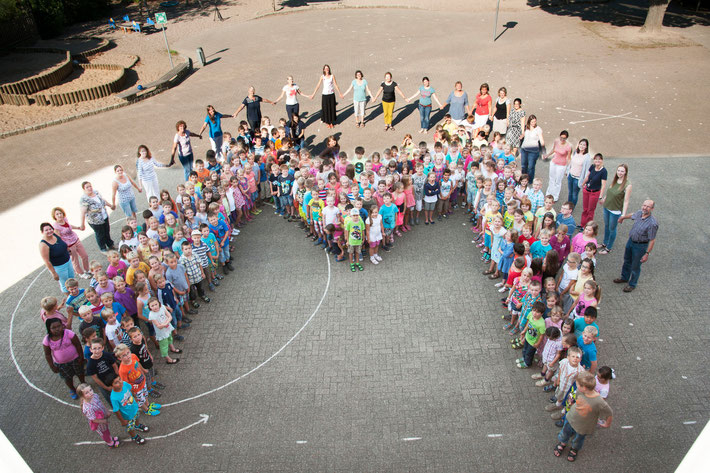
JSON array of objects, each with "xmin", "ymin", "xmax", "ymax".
[
  {"xmin": 285, "ymin": 113, "xmax": 306, "ymax": 150},
  {"xmin": 406, "ymin": 76, "xmax": 443, "ymax": 133},
  {"xmin": 341, "ymin": 70, "xmax": 374, "ymax": 128},
  {"xmin": 370, "ymin": 72, "xmax": 408, "ymax": 131},
  {"xmin": 40, "ymin": 222, "xmax": 75, "ymax": 293},
  {"xmin": 170, "ymin": 120, "xmax": 202, "ymax": 181},
  {"xmin": 567, "ymin": 139, "xmax": 590, "ymax": 207},
  {"xmin": 599, "ymin": 164, "xmax": 632, "ymax": 254},
  {"xmin": 545, "ymin": 130, "xmax": 572, "ymax": 202},
  {"xmin": 79, "ymin": 181, "xmax": 115, "ymax": 253},
  {"xmin": 308, "ymin": 64, "xmax": 342, "ymax": 128},
  {"xmin": 445, "ymin": 81, "xmax": 470, "ymax": 126},
  {"xmin": 519, "ymin": 115, "xmax": 545, "ymax": 181},
  {"xmin": 492, "ymin": 87, "xmax": 511, "ymax": 135},
  {"xmin": 233, "ymin": 86, "xmax": 276, "ymax": 131},
  {"xmin": 471, "ymin": 83, "xmax": 492, "ymax": 129},
  {"xmin": 274, "ymin": 76, "xmax": 304, "ymax": 122},
  {"xmin": 43, "ymin": 318, "xmax": 85, "ymax": 399},
  {"xmin": 135, "ymin": 144, "xmax": 169, "ymax": 201},
  {"xmin": 51, "ymin": 207, "xmax": 90, "ymax": 279},
  {"xmin": 506, "ymin": 98, "xmax": 526, "ymax": 155},
  {"xmin": 111, "ymin": 164, "xmax": 141, "ymax": 219},
  {"xmin": 199, "ymin": 105, "xmax": 232, "ymax": 159},
  {"xmin": 580, "ymin": 153, "xmax": 607, "ymax": 227}
]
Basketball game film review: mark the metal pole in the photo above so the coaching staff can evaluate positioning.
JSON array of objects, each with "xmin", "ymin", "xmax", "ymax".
[
  {"xmin": 161, "ymin": 23, "xmax": 174, "ymax": 68},
  {"xmin": 493, "ymin": 0, "xmax": 501, "ymax": 42}
]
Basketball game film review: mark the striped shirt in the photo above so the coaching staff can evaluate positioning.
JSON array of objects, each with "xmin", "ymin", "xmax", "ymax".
[
  {"xmin": 192, "ymin": 242, "xmax": 210, "ymax": 267},
  {"xmin": 179, "ymin": 254, "xmax": 203, "ymax": 284},
  {"xmin": 136, "ymin": 157, "xmax": 167, "ymax": 182}
]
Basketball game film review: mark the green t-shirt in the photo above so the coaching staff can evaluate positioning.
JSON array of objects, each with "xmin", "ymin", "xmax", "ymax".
[
  {"xmin": 345, "ymin": 219, "xmax": 365, "ymax": 246},
  {"xmin": 525, "ymin": 316, "xmax": 546, "ymax": 346}
]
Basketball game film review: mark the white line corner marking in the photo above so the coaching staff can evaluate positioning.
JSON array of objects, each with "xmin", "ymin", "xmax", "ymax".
[{"xmin": 74, "ymin": 414, "xmax": 209, "ymax": 445}]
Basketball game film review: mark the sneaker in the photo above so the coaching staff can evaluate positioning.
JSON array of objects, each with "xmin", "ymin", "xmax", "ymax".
[
  {"xmin": 225, "ymin": 262, "xmax": 235, "ymax": 271},
  {"xmin": 231, "ymin": 229, "xmax": 239, "ymax": 236},
  {"xmin": 531, "ymin": 374, "xmax": 544, "ymax": 380},
  {"xmin": 215, "ymin": 274, "xmax": 224, "ymax": 280},
  {"xmin": 146, "ymin": 409, "xmax": 161, "ymax": 416},
  {"xmin": 370, "ymin": 256, "xmax": 379, "ymax": 265},
  {"xmin": 494, "ymin": 281, "xmax": 505, "ymax": 287},
  {"xmin": 374, "ymin": 254, "xmax": 383, "ymax": 262},
  {"xmin": 543, "ymin": 385, "xmax": 555, "ymax": 392},
  {"xmin": 551, "ymin": 410, "xmax": 564, "ymax": 420},
  {"xmin": 80, "ymin": 272, "xmax": 92, "ymax": 279},
  {"xmin": 382, "ymin": 245, "xmax": 391, "ymax": 252},
  {"xmin": 69, "ymin": 389, "xmax": 78, "ymax": 400},
  {"xmin": 213, "ymin": 279, "xmax": 220, "ymax": 287},
  {"xmin": 201, "ymin": 296, "xmax": 211, "ymax": 303},
  {"xmin": 536, "ymin": 379, "xmax": 551, "ymax": 387},
  {"xmin": 498, "ymin": 286, "xmax": 508, "ymax": 293},
  {"xmin": 192, "ymin": 302, "xmax": 200, "ymax": 309},
  {"xmin": 181, "ymin": 317, "xmax": 192, "ymax": 324},
  {"xmin": 545, "ymin": 404, "xmax": 561, "ymax": 412},
  {"xmin": 208, "ymin": 283, "xmax": 216, "ymax": 292}
]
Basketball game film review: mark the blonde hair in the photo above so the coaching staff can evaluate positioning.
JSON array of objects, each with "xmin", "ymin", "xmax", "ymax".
[
  {"xmin": 41, "ymin": 296, "xmax": 58, "ymax": 312},
  {"xmin": 113, "ymin": 343, "xmax": 130, "ymax": 357}
]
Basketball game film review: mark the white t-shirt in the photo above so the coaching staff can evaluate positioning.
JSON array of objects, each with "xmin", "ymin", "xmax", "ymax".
[
  {"xmin": 105, "ymin": 321, "xmax": 120, "ymax": 346},
  {"xmin": 595, "ymin": 376, "xmax": 610, "ymax": 399},
  {"xmin": 521, "ymin": 126, "xmax": 543, "ymax": 149},
  {"xmin": 174, "ymin": 132, "xmax": 193, "ymax": 157},
  {"xmin": 559, "ymin": 264, "xmax": 579, "ymax": 292},
  {"xmin": 366, "ymin": 214, "xmax": 383, "ymax": 242},
  {"xmin": 283, "ymin": 85, "xmax": 299, "ymax": 105},
  {"xmin": 322, "ymin": 75, "xmax": 334, "ymax": 95},
  {"xmin": 149, "ymin": 306, "xmax": 173, "ymax": 340},
  {"xmin": 322, "ymin": 206, "xmax": 340, "ymax": 226}
]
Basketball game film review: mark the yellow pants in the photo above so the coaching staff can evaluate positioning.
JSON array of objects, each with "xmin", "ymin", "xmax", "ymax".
[{"xmin": 382, "ymin": 101, "xmax": 395, "ymax": 125}]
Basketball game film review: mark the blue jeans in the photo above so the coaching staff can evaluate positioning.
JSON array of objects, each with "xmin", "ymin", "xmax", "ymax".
[
  {"xmin": 621, "ymin": 238, "xmax": 648, "ymax": 288},
  {"xmin": 418, "ymin": 104, "xmax": 432, "ymax": 130},
  {"xmin": 219, "ymin": 244, "xmax": 230, "ymax": 264},
  {"xmin": 54, "ymin": 260, "xmax": 75, "ymax": 293},
  {"xmin": 567, "ymin": 174, "xmax": 580, "ymax": 207},
  {"xmin": 119, "ymin": 198, "xmax": 138, "ymax": 217},
  {"xmin": 520, "ymin": 147, "xmax": 540, "ymax": 180},
  {"xmin": 522, "ymin": 339, "xmax": 537, "ymax": 367},
  {"xmin": 286, "ymin": 104, "xmax": 300, "ymax": 121},
  {"xmin": 170, "ymin": 305, "xmax": 182, "ymax": 328},
  {"xmin": 602, "ymin": 207, "xmax": 621, "ymax": 250},
  {"xmin": 558, "ymin": 419, "xmax": 586, "ymax": 451},
  {"xmin": 178, "ymin": 153, "xmax": 194, "ymax": 182}
]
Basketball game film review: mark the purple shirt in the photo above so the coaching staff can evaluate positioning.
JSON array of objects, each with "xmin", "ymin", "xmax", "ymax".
[
  {"xmin": 550, "ymin": 234, "xmax": 571, "ymax": 261},
  {"xmin": 113, "ymin": 288, "xmax": 137, "ymax": 315}
]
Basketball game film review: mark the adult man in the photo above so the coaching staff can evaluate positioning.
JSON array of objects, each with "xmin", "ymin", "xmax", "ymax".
[{"xmin": 614, "ymin": 199, "xmax": 658, "ymax": 292}]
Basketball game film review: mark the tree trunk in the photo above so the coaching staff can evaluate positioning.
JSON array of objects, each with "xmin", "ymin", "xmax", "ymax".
[{"xmin": 640, "ymin": 0, "xmax": 670, "ymax": 33}]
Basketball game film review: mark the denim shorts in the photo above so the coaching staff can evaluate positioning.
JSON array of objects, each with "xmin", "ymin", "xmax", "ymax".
[
  {"xmin": 279, "ymin": 195, "xmax": 294, "ymax": 207},
  {"xmin": 119, "ymin": 198, "xmax": 138, "ymax": 216}
]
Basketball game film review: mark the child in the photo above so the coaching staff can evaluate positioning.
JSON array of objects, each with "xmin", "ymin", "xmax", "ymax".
[
  {"xmin": 43, "ymin": 318, "xmax": 85, "ymax": 399},
  {"xmin": 485, "ymin": 216, "xmax": 507, "ymax": 278},
  {"xmin": 437, "ymin": 169, "xmax": 453, "ymax": 220},
  {"xmin": 567, "ymin": 280, "xmax": 600, "ymax": 320},
  {"xmin": 109, "ymin": 374, "xmax": 150, "ymax": 445},
  {"xmin": 208, "ymin": 213, "xmax": 233, "ymax": 273},
  {"xmin": 546, "ymin": 346, "xmax": 584, "ymax": 416},
  {"xmin": 85, "ymin": 338, "xmax": 119, "ymax": 401},
  {"xmin": 553, "ymin": 371, "xmax": 613, "ymax": 462},
  {"xmin": 105, "ymin": 250, "xmax": 128, "ymax": 280},
  {"xmin": 379, "ymin": 192, "xmax": 399, "ymax": 250},
  {"xmin": 179, "ymin": 241, "xmax": 210, "ymax": 304},
  {"xmin": 165, "ymin": 252, "xmax": 197, "ymax": 316},
  {"xmin": 147, "ymin": 297, "xmax": 181, "ymax": 364},
  {"xmin": 532, "ymin": 326, "xmax": 562, "ymax": 386},
  {"xmin": 345, "ymin": 209, "xmax": 365, "ymax": 272},
  {"xmin": 128, "ymin": 326, "xmax": 164, "ymax": 398},
  {"xmin": 550, "ymin": 224, "xmax": 571, "ymax": 262},
  {"xmin": 577, "ymin": 325, "xmax": 599, "ymax": 373},
  {"xmin": 76, "ymin": 383, "xmax": 119, "ymax": 447},
  {"xmin": 156, "ymin": 273, "xmax": 188, "ymax": 335},
  {"xmin": 201, "ymin": 223, "xmax": 221, "ymax": 286},
  {"xmin": 41, "ymin": 295, "xmax": 70, "ymax": 327},
  {"xmin": 365, "ymin": 205, "xmax": 384, "ymax": 265},
  {"xmin": 422, "ymin": 173, "xmax": 439, "ymax": 225},
  {"xmin": 595, "ymin": 366, "xmax": 613, "ymax": 399},
  {"xmin": 530, "ymin": 229, "xmax": 552, "ymax": 259},
  {"xmin": 101, "ymin": 306, "xmax": 122, "ymax": 350},
  {"xmin": 77, "ymin": 305, "xmax": 106, "ymax": 344},
  {"xmin": 115, "ymin": 343, "xmax": 160, "ymax": 415},
  {"xmin": 126, "ymin": 252, "xmax": 150, "ymax": 288},
  {"xmin": 525, "ymin": 177, "xmax": 545, "ymax": 213},
  {"xmin": 505, "ymin": 267, "xmax": 531, "ymax": 327},
  {"xmin": 574, "ymin": 306, "xmax": 600, "ymax": 338},
  {"xmin": 512, "ymin": 280, "xmax": 542, "ymax": 337},
  {"xmin": 515, "ymin": 301, "xmax": 546, "ymax": 368}
]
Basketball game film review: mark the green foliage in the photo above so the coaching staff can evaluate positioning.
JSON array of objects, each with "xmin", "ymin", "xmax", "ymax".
[
  {"xmin": 0, "ymin": 0, "xmax": 20, "ymax": 23},
  {"xmin": 28, "ymin": 0, "xmax": 112, "ymax": 38}
]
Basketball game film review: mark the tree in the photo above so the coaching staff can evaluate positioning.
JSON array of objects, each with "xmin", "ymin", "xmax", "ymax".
[{"xmin": 641, "ymin": 0, "xmax": 670, "ymax": 33}]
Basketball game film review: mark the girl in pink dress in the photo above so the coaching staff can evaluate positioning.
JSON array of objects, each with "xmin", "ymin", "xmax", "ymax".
[
  {"xmin": 392, "ymin": 182, "xmax": 406, "ymax": 236},
  {"xmin": 77, "ymin": 383, "xmax": 119, "ymax": 447},
  {"xmin": 402, "ymin": 176, "xmax": 416, "ymax": 231}
]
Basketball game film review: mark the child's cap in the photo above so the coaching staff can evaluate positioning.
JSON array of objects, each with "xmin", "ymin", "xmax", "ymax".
[
  {"xmin": 350, "ymin": 209, "xmax": 359, "ymax": 216},
  {"xmin": 191, "ymin": 230, "xmax": 202, "ymax": 237}
]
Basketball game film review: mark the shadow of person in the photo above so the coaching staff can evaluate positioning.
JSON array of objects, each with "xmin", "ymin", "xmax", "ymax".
[
  {"xmin": 364, "ymin": 102, "xmax": 382, "ymax": 124},
  {"xmin": 495, "ymin": 21, "xmax": 518, "ymax": 41},
  {"xmin": 336, "ymin": 102, "xmax": 355, "ymax": 125},
  {"xmin": 392, "ymin": 102, "xmax": 418, "ymax": 128},
  {"xmin": 427, "ymin": 106, "xmax": 449, "ymax": 131}
]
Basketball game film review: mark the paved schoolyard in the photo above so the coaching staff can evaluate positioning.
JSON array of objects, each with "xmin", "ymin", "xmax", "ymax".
[{"xmin": 0, "ymin": 6, "xmax": 708, "ymax": 472}]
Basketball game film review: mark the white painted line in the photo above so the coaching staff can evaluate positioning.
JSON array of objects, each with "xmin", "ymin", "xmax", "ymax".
[
  {"xmin": 487, "ymin": 434, "xmax": 503, "ymax": 438},
  {"xmin": 296, "ymin": 440, "xmax": 308, "ymax": 444},
  {"xmin": 74, "ymin": 414, "xmax": 209, "ymax": 445},
  {"xmin": 11, "ymin": 232, "xmax": 330, "ymax": 410},
  {"xmin": 684, "ymin": 421, "xmax": 697, "ymax": 425},
  {"xmin": 636, "ymin": 357, "xmax": 642, "ymax": 361},
  {"xmin": 202, "ymin": 443, "xmax": 214, "ymax": 447},
  {"xmin": 621, "ymin": 425, "xmax": 633, "ymax": 429},
  {"xmin": 682, "ymin": 376, "xmax": 688, "ymax": 379},
  {"xmin": 402, "ymin": 437, "xmax": 421, "ymax": 441}
]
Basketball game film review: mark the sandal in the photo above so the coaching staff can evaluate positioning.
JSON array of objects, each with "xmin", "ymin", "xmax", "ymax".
[
  {"xmin": 483, "ymin": 269, "xmax": 494, "ymax": 275},
  {"xmin": 350, "ymin": 263, "xmax": 356, "ymax": 272},
  {"xmin": 170, "ymin": 348, "xmax": 183, "ymax": 354},
  {"xmin": 107, "ymin": 437, "xmax": 120, "ymax": 448},
  {"xmin": 489, "ymin": 273, "xmax": 499, "ymax": 279},
  {"xmin": 135, "ymin": 423, "xmax": 149, "ymax": 432},
  {"xmin": 356, "ymin": 263, "xmax": 364, "ymax": 271},
  {"xmin": 553, "ymin": 442, "xmax": 566, "ymax": 457},
  {"xmin": 132, "ymin": 434, "xmax": 146, "ymax": 445},
  {"xmin": 567, "ymin": 448, "xmax": 578, "ymax": 462},
  {"xmin": 166, "ymin": 358, "xmax": 180, "ymax": 364}
]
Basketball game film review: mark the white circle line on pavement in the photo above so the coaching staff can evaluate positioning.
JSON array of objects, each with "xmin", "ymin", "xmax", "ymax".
[{"xmin": 9, "ymin": 247, "xmax": 332, "ymax": 409}]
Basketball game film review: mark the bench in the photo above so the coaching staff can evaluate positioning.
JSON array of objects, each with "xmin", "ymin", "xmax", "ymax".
[{"xmin": 116, "ymin": 58, "xmax": 192, "ymax": 102}]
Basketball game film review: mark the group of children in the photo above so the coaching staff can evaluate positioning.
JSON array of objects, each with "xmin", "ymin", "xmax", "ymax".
[{"xmin": 39, "ymin": 111, "xmax": 620, "ymax": 454}]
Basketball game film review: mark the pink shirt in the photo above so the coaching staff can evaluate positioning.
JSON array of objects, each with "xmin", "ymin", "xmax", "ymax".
[
  {"xmin": 551, "ymin": 140, "xmax": 572, "ymax": 166},
  {"xmin": 571, "ymin": 233, "xmax": 598, "ymax": 255},
  {"xmin": 43, "ymin": 329, "xmax": 79, "ymax": 364},
  {"xmin": 52, "ymin": 219, "xmax": 79, "ymax": 246}
]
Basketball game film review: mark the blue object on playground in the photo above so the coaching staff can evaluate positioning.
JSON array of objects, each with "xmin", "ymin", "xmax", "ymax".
[
  {"xmin": 123, "ymin": 14, "xmax": 130, "ymax": 22},
  {"xmin": 137, "ymin": 85, "xmax": 144, "ymax": 91},
  {"xmin": 146, "ymin": 17, "xmax": 156, "ymax": 26},
  {"xmin": 132, "ymin": 21, "xmax": 141, "ymax": 33},
  {"xmin": 160, "ymin": 1, "xmax": 178, "ymax": 7},
  {"xmin": 109, "ymin": 18, "xmax": 116, "ymax": 29}
]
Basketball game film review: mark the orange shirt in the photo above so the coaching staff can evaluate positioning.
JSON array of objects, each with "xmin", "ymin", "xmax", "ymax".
[
  {"xmin": 196, "ymin": 168, "xmax": 211, "ymax": 184},
  {"xmin": 119, "ymin": 353, "xmax": 146, "ymax": 394}
]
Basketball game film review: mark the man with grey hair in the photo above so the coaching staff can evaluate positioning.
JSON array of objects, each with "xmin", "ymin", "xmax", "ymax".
[{"xmin": 614, "ymin": 199, "xmax": 658, "ymax": 292}]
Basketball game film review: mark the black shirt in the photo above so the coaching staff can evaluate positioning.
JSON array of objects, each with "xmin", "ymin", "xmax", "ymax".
[
  {"xmin": 130, "ymin": 339, "xmax": 154, "ymax": 370},
  {"xmin": 585, "ymin": 166, "xmax": 608, "ymax": 192},
  {"xmin": 85, "ymin": 352, "xmax": 117, "ymax": 385},
  {"xmin": 381, "ymin": 82, "xmax": 397, "ymax": 103},
  {"xmin": 243, "ymin": 96, "xmax": 263, "ymax": 122}
]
